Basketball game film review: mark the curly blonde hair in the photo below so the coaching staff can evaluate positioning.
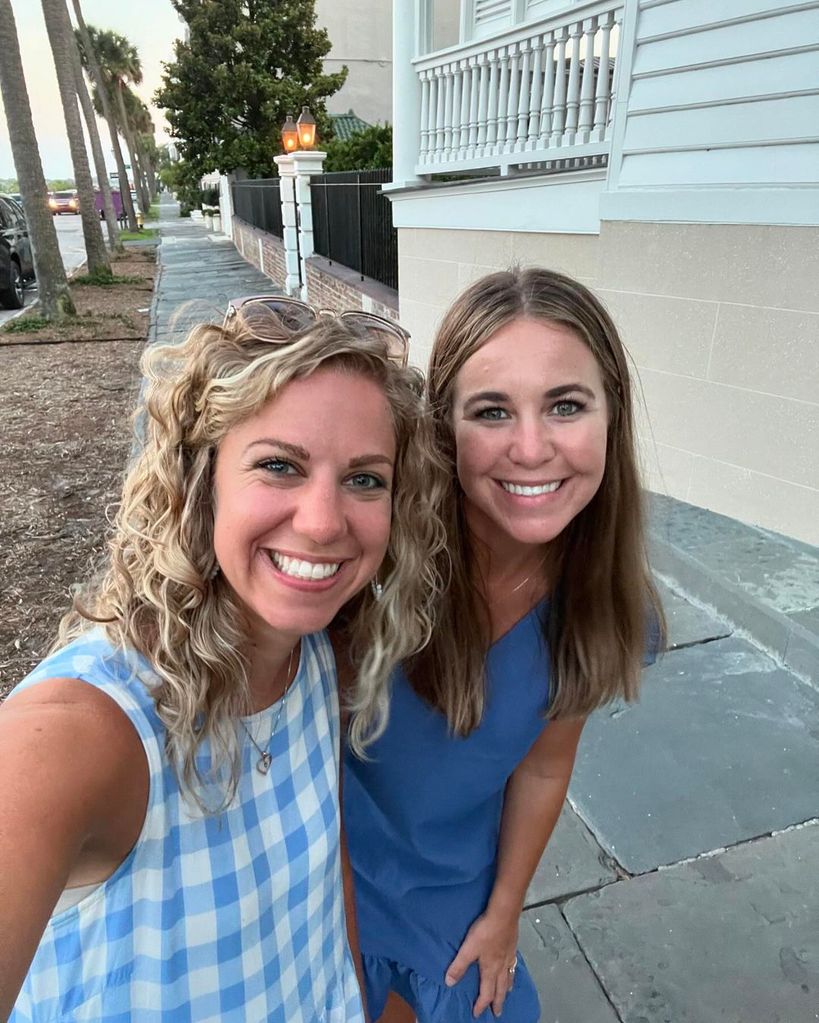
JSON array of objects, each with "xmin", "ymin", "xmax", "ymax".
[{"xmin": 58, "ymin": 316, "xmax": 447, "ymax": 809}]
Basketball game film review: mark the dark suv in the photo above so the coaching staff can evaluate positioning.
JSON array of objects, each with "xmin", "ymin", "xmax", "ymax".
[{"xmin": 0, "ymin": 193, "xmax": 34, "ymax": 309}]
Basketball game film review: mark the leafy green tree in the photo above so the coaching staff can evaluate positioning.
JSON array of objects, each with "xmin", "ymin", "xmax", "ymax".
[
  {"xmin": 324, "ymin": 124, "xmax": 392, "ymax": 173},
  {"xmin": 156, "ymin": 0, "xmax": 347, "ymax": 179}
]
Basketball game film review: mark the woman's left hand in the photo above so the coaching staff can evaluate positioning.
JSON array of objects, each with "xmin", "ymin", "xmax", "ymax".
[{"xmin": 445, "ymin": 909, "xmax": 520, "ymax": 1018}]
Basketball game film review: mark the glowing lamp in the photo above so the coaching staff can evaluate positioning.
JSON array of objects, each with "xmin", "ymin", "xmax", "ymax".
[
  {"xmin": 296, "ymin": 106, "xmax": 316, "ymax": 150},
  {"xmin": 281, "ymin": 113, "xmax": 299, "ymax": 153}
]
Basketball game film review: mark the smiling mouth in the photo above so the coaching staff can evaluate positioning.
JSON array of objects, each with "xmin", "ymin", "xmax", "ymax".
[
  {"xmin": 500, "ymin": 480, "xmax": 563, "ymax": 496},
  {"xmin": 269, "ymin": 552, "xmax": 343, "ymax": 580}
]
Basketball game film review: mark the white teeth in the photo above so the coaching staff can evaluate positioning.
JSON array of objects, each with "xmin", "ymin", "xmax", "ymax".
[
  {"xmin": 270, "ymin": 553, "xmax": 341, "ymax": 580},
  {"xmin": 501, "ymin": 481, "xmax": 562, "ymax": 496}
]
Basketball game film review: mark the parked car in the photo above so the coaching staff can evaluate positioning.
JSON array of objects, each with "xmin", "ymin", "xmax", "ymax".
[
  {"xmin": 0, "ymin": 192, "xmax": 35, "ymax": 309},
  {"xmin": 95, "ymin": 188, "xmax": 124, "ymax": 222},
  {"xmin": 48, "ymin": 190, "xmax": 79, "ymax": 215}
]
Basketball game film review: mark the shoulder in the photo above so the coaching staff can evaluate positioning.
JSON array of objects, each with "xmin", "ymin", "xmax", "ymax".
[{"xmin": 0, "ymin": 677, "xmax": 148, "ymax": 837}]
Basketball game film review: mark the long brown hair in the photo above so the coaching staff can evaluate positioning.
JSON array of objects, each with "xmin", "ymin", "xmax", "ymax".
[{"xmin": 407, "ymin": 267, "xmax": 665, "ymax": 731}]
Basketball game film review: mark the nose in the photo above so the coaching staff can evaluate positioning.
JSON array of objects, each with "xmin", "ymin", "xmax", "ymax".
[
  {"xmin": 291, "ymin": 478, "xmax": 348, "ymax": 547},
  {"xmin": 508, "ymin": 417, "xmax": 555, "ymax": 467}
]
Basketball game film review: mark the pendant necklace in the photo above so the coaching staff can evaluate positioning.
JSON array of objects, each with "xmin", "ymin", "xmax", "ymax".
[{"xmin": 242, "ymin": 643, "xmax": 298, "ymax": 774}]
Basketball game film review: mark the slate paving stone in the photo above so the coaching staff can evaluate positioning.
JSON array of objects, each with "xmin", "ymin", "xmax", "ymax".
[
  {"xmin": 568, "ymin": 636, "xmax": 819, "ymax": 873},
  {"xmin": 518, "ymin": 904, "xmax": 621, "ymax": 1023},
  {"xmin": 655, "ymin": 579, "xmax": 731, "ymax": 650},
  {"xmin": 563, "ymin": 823, "xmax": 819, "ymax": 1023},
  {"xmin": 526, "ymin": 804, "xmax": 618, "ymax": 906}
]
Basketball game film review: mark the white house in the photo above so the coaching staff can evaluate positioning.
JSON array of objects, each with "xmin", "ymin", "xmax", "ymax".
[{"xmin": 387, "ymin": 0, "xmax": 819, "ymax": 545}]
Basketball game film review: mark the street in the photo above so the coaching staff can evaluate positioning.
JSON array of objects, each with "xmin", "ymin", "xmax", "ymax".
[{"xmin": 0, "ymin": 213, "xmax": 87, "ymax": 326}]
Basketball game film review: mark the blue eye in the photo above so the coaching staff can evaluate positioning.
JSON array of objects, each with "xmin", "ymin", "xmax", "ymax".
[
  {"xmin": 346, "ymin": 472, "xmax": 387, "ymax": 491},
  {"xmin": 476, "ymin": 407, "xmax": 509, "ymax": 421},
  {"xmin": 259, "ymin": 458, "xmax": 297, "ymax": 476},
  {"xmin": 553, "ymin": 400, "xmax": 583, "ymax": 417}
]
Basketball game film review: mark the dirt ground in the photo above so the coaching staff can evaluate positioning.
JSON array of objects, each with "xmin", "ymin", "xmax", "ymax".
[{"xmin": 0, "ymin": 249, "xmax": 156, "ymax": 697}]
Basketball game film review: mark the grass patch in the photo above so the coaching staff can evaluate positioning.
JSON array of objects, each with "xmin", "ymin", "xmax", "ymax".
[
  {"xmin": 146, "ymin": 202, "xmax": 160, "ymax": 221},
  {"xmin": 2, "ymin": 315, "xmax": 53, "ymax": 334},
  {"xmin": 73, "ymin": 271, "xmax": 146, "ymax": 286},
  {"xmin": 119, "ymin": 228, "xmax": 159, "ymax": 241}
]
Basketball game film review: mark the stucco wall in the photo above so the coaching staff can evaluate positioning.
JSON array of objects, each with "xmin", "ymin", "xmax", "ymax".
[
  {"xmin": 316, "ymin": 0, "xmax": 392, "ymax": 124},
  {"xmin": 397, "ymin": 223, "xmax": 819, "ymax": 546}
]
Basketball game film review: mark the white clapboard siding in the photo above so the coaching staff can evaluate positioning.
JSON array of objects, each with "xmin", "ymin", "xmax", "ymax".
[
  {"xmin": 628, "ymin": 50, "xmax": 819, "ymax": 111},
  {"xmin": 613, "ymin": 0, "xmax": 819, "ymax": 192},
  {"xmin": 618, "ymin": 142, "xmax": 819, "ymax": 186},
  {"xmin": 632, "ymin": 8, "xmax": 819, "ymax": 76}
]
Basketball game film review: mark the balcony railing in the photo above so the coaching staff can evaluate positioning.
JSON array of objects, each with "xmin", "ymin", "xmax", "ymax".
[{"xmin": 413, "ymin": 0, "xmax": 623, "ymax": 176}]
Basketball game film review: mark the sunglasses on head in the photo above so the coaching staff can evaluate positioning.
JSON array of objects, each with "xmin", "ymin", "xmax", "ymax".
[{"xmin": 224, "ymin": 295, "xmax": 410, "ymax": 367}]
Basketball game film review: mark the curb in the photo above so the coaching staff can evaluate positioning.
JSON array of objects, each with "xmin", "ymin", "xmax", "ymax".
[{"xmin": 649, "ymin": 533, "xmax": 819, "ymax": 690}]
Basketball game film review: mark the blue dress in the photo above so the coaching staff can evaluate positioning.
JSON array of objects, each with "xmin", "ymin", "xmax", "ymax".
[
  {"xmin": 10, "ymin": 627, "xmax": 365, "ymax": 1023},
  {"xmin": 344, "ymin": 602, "xmax": 550, "ymax": 1022}
]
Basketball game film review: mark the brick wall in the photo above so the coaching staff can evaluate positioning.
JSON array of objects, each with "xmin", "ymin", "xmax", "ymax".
[
  {"xmin": 231, "ymin": 216, "xmax": 399, "ymax": 318},
  {"xmin": 233, "ymin": 218, "xmax": 287, "ymax": 291}
]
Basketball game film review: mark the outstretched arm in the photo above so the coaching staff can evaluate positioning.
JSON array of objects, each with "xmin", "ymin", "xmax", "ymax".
[
  {"xmin": 0, "ymin": 678, "xmax": 147, "ymax": 1017},
  {"xmin": 445, "ymin": 716, "xmax": 586, "ymax": 1017}
]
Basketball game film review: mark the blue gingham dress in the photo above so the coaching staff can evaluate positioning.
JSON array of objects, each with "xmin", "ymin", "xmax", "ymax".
[{"xmin": 9, "ymin": 627, "xmax": 365, "ymax": 1023}]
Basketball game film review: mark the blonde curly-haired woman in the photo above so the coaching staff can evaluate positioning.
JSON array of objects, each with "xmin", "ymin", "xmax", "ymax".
[{"xmin": 0, "ymin": 308, "xmax": 445, "ymax": 1022}]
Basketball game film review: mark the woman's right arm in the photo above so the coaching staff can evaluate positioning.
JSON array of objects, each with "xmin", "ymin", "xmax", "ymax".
[{"xmin": 0, "ymin": 678, "xmax": 148, "ymax": 1018}]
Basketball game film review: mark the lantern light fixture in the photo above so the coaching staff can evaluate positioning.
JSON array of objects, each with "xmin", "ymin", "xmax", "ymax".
[
  {"xmin": 296, "ymin": 106, "xmax": 317, "ymax": 150},
  {"xmin": 281, "ymin": 112, "xmax": 298, "ymax": 153}
]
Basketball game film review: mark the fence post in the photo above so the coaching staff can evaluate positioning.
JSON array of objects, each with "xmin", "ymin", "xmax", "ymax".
[
  {"xmin": 273, "ymin": 154, "xmax": 302, "ymax": 296},
  {"xmin": 292, "ymin": 150, "xmax": 326, "ymax": 302}
]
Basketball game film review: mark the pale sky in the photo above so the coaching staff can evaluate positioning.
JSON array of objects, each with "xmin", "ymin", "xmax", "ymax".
[{"xmin": 0, "ymin": 0, "xmax": 185, "ymax": 180}]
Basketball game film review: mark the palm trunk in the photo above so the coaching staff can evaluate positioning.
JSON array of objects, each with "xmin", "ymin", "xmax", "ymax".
[
  {"xmin": 41, "ymin": 0, "xmax": 110, "ymax": 277},
  {"xmin": 70, "ymin": 39, "xmax": 121, "ymax": 251},
  {"xmin": 134, "ymin": 133, "xmax": 155, "ymax": 208},
  {"xmin": 71, "ymin": 0, "xmax": 138, "ymax": 231},
  {"xmin": 116, "ymin": 82, "xmax": 150, "ymax": 214},
  {"xmin": 0, "ymin": 0, "xmax": 74, "ymax": 319}
]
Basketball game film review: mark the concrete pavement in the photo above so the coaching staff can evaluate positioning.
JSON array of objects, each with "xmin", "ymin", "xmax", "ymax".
[{"xmin": 152, "ymin": 197, "xmax": 819, "ymax": 1023}]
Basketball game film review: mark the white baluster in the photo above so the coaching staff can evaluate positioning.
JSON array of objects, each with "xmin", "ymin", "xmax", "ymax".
[
  {"xmin": 419, "ymin": 70, "xmax": 430, "ymax": 160},
  {"xmin": 434, "ymin": 66, "xmax": 446, "ymax": 161},
  {"xmin": 477, "ymin": 55, "xmax": 491, "ymax": 153},
  {"xmin": 442, "ymin": 63, "xmax": 455, "ymax": 160},
  {"xmin": 426, "ymin": 71, "xmax": 438, "ymax": 163},
  {"xmin": 458, "ymin": 59, "xmax": 472, "ymax": 157},
  {"xmin": 451, "ymin": 61, "xmax": 464, "ymax": 158},
  {"xmin": 550, "ymin": 26, "xmax": 568, "ymax": 146},
  {"xmin": 564, "ymin": 19, "xmax": 582, "ymax": 145},
  {"xmin": 578, "ymin": 17, "xmax": 597, "ymax": 143},
  {"xmin": 505, "ymin": 43, "xmax": 521, "ymax": 154},
  {"xmin": 593, "ymin": 9, "xmax": 615, "ymax": 142},
  {"xmin": 486, "ymin": 49, "xmax": 501, "ymax": 149},
  {"xmin": 538, "ymin": 32, "xmax": 555, "ymax": 147},
  {"xmin": 495, "ymin": 47, "xmax": 511, "ymax": 150},
  {"xmin": 467, "ymin": 57, "xmax": 481, "ymax": 156},
  {"xmin": 527, "ymin": 33, "xmax": 545, "ymax": 149},
  {"xmin": 516, "ymin": 38, "xmax": 532, "ymax": 148}
]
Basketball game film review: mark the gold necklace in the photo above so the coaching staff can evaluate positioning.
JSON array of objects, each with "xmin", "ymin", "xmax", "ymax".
[{"xmin": 241, "ymin": 643, "xmax": 298, "ymax": 775}]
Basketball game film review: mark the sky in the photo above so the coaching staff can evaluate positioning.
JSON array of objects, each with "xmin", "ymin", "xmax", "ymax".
[{"xmin": 0, "ymin": 0, "xmax": 185, "ymax": 180}]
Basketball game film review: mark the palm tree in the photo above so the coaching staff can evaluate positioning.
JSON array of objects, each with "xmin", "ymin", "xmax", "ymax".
[
  {"xmin": 66, "ymin": 13, "xmax": 121, "ymax": 251},
  {"xmin": 85, "ymin": 28, "xmax": 150, "ymax": 216},
  {"xmin": 41, "ymin": 0, "xmax": 110, "ymax": 277},
  {"xmin": 73, "ymin": 5, "xmax": 138, "ymax": 232},
  {"xmin": 0, "ymin": 0, "xmax": 75, "ymax": 319}
]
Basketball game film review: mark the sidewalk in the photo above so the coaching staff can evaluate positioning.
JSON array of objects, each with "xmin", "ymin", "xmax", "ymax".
[{"xmin": 153, "ymin": 202, "xmax": 819, "ymax": 1023}]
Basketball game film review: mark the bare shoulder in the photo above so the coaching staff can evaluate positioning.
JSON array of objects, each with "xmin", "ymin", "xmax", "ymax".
[{"xmin": 0, "ymin": 676, "xmax": 149, "ymax": 854}]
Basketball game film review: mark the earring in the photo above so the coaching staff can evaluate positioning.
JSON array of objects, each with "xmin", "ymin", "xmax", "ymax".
[
  {"xmin": 370, "ymin": 578, "xmax": 383, "ymax": 600},
  {"xmin": 209, "ymin": 564, "xmax": 220, "ymax": 581}
]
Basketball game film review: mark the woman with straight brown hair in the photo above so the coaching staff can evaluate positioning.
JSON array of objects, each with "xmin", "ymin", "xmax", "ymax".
[{"xmin": 343, "ymin": 267, "xmax": 665, "ymax": 1023}]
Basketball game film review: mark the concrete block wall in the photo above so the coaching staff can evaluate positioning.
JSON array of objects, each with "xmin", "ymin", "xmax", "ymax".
[{"xmin": 397, "ymin": 223, "xmax": 819, "ymax": 547}]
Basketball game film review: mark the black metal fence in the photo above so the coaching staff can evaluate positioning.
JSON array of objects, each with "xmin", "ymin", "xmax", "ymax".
[
  {"xmin": 310, "ymin": 169, "xmax": 397, "ymax": 291},
  {"xmin": 231, "ymin": 178, "xmax": 283, "ymax": 237}
]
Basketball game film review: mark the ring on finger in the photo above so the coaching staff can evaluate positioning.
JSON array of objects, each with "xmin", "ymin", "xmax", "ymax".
[{"xmin": 507, "ymin": 955, "xmax": 518, "ymax": 976}]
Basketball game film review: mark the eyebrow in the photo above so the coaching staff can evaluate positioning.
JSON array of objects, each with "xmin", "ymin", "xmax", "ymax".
[
  {"xmin": 245, "ymin": 439, "xmax": 393, "ymax": 468},
  {"xmin": 462, "ymin": 383, "xmax": 597, "ymax": 412}
]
